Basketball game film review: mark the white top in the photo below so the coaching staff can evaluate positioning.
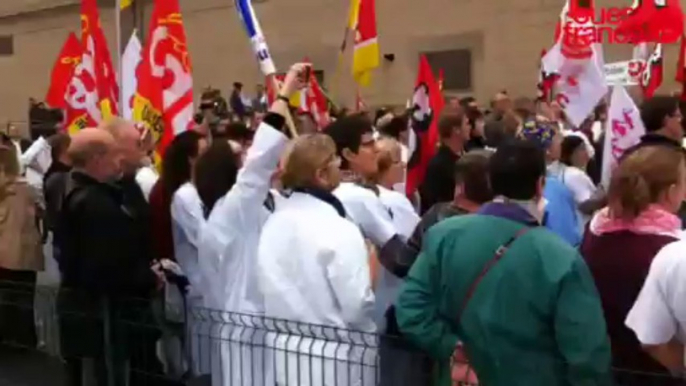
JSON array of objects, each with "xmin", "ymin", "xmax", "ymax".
[
  {"xmin": 378, "ymin": 185, "xmax": 419, "ymax": 240},
  {"xmin": 257, "ymin": 191, "xmax": 376, "ymax": 331},
  {"xmin": 555, "ymin": 164, "xmax": 596, "ymax": 232},
  {"xmin": 197, "ymin": 120, "xmax": 288, "ymax": 314},
  {"xmin": 136, "ymin": 165, "xmax": 159, "ymax": 202},
  {"xmin": 333, "ymin": 182, "xmax": 397, "ymax": 247},
  {"xmin": 375, "ymin": 185, "xmax": 420, "ymax": 330},
  {"xmin": 626, "ymin": 240, "xmax": 686, "ymax": 346},
  {"xmin": 171, "ymin": 182, "xmax": 205, "ymax": 300}
]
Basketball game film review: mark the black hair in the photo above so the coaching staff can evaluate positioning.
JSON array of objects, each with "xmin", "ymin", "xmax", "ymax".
[
  {"xmin": 455, "ymin": 150, "xmax": 493, "ymax": 204},
  {"xmin": 194, "ymin": 140, "xmax": 239, "ymax": 218},
  {"xmin": 161, "ymin": 130, "xmax": 204, "ymax": 202},
  {"xmin": 560, "ymin": 135, "xmax": 586, "ymax": 166},
  {"xmin": 225, "ymin": 122, "xmax": 255, "ymax": 143},
  {"xmin": 640, "ymin": 95, "xmax": 680, "ymax": 133},
  {"xmin": 378, "ymin": 114, "xmax": 409, "ymax": 140},
  {"xmin": 460, "ymin": 96, "xmax": 476, "ymax": 109},
  {"xmin": 466, "ymin": 108, "xmax": 484, "ymax": 135},
  {"xmin": 323, "ymin": 113, "xmax": 373, "ymax": 170},
  {"xmin": 489, "ymin": 139, "xmax": 546, "ymax": 200}
]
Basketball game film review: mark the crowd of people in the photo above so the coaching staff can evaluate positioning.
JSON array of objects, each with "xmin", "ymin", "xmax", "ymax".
[{"xmin": 1, "ymin": 62, "xmax": 686, "ymax": 386}]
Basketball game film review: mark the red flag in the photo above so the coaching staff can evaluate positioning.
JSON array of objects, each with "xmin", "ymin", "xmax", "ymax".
[
  {"xmin": 134, "ymin": 0, "xmax": 194, "ymax": 165},
  {"xmin": 303, "ymin": 74, "xmax": 330, "ymax": 129},
  {"xmin": 81, "ymin": 0, "xmax": 119, "ymax": 119},
  {"xmin": 46, "ymin": 33, "xmax": 82, "ymax": 109},
  {"xmin": 641, "ymin": 43, "xmax": 663, "ymax": 99},
  {"xmin": 616, "ymin": 0, "xmax": 684, "ymax": 44},
  {"xmin": 406, "ymin": 55, "xmax": 445, "ymax": 196},
  {"xmin": 61, "ymin": 40, "xmax": 100, "ymax": 134}
]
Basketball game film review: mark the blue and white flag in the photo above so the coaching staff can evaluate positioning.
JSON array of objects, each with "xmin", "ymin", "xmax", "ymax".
[{"xmin": 235, "ymin": 0, "xmax": 276, "ymax": 75}]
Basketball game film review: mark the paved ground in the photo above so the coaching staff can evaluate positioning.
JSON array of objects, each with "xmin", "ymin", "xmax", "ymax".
[{"xmin": 0, "ymin": 346, "xmax": 65, "ymax": 386}]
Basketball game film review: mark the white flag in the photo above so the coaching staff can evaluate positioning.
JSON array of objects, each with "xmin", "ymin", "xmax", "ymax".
[
  {"xmin": 121, "ymin": 31, "xmax": 142, "ymax": 120},
  {"xmin": 542, "ymin": 0, "xmax": 608, "ymax": 127},
  {"xmin": 600, "ymin": 85, "xmax": 646, "ymax": 188}
]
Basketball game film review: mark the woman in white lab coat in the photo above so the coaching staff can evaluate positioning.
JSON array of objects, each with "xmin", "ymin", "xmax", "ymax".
[
  {"xmin": 196, "ymin": 63, "xmax": 307, "ymax": 386},
  {"xmin": 257, "ymin": 133, "xmax": 376, "ymax": 386}
]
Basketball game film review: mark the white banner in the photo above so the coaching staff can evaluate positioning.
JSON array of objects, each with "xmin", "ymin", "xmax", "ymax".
[{"xmin": 603, "ymin": 60, "xmax": 645, "ymax": 86}]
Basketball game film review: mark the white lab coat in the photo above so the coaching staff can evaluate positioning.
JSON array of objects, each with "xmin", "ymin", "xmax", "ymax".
[
  {"xmin": 197, "ymin": 120, "xmax": 287, "ymax": 386},
  {"xmin": 333, "ymin": 182, "xmax": 397, "ymax": 248},
  {"xmin": 170, "ymin": 182, "xmax": 209, "ymax": 376},
  {"xmin": 257, "ymin": 190, "xmax": 377, "ymax": 386},
  {"xmin": 375, "ymin": 186, "xmax": 420, "ymax": 330}
]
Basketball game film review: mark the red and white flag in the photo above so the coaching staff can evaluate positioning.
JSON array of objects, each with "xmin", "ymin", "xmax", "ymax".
[
  {"xmin": 675, "ymin": 36, "xmax": 686, "ymax": 100},
  {"xmin": 616, "ymin": 0, "xmax": 684, "ymax": 45},
  {"xmin": 134, "ymin": 0, "xmax": 194, "ymax": 165},
  {"xmin": 641, "ymin": 43, "xmax": 663, "ymax": 99},
  {"xmin": 406, "ymin": 55, "xmax": 444, "ymax": 196},
  {"xmin": 543, "ymin": 0, "xmax": 607, "ymax": 127},
  {"xmin": 81, "ymin": 0, "xmax": 119, "ymax": 120},
  {"xmin": 601, "ymin": 85, "xmax": 646, "ymax": 188}
]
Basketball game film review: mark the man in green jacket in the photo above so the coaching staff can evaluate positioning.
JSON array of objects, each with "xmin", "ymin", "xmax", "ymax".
[{"xmin": 396, "ymin": 139, "xmax": 611, "ymax": 386}]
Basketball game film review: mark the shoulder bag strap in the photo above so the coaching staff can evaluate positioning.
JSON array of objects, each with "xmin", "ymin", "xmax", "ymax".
[{"xmin": 457, "ymin": 227, "xmax": 533, "ymax": 321}]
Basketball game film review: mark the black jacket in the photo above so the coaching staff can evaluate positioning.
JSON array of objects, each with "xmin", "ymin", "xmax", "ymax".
[
  {"xmin": 418, "ymin": 145, "xmax": 460, "ymax": 215},
  {"xmin": 55, "ymin": 171, "xmax": 156, "ymax": 297},
  {"xmin": 43, "ymin": 161, "xmax": 71, "ymax": 231}
]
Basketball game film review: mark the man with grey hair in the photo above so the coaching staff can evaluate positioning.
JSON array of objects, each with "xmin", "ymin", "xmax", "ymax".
[{"xmin": 55, "ymin": 128, "xmax": 163, "ymax": 385}]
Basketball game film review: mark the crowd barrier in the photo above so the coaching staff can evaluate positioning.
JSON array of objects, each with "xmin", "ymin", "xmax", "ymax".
[{"xmin": 0, "ymin": 280, "xmax": 682, "ymax": 386}]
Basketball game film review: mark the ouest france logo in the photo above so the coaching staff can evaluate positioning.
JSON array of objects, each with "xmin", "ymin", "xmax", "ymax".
[{"xmin": 562, "ymin": 3, "xmax": 679, "ymax": 46}]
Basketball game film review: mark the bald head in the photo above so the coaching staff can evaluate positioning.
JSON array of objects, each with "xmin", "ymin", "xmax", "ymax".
[
  {"xmin": 68, "ymin": 128, "xmax": 120, "ymax": 181},
  {"xmin": 99, "ymin": 117, "xmax": 144, "ymax": 175}
]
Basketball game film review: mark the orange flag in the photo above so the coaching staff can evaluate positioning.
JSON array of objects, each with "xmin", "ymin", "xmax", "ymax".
[
  {"xmin": 46, "ymin": 33, "xmax": 82, "ymax": 109},
  {"xmin": 134, "ymin": 0, "xmax": 194, "ymax": 166},
  {"xmin": 81, "ymin": 0, "xmax": 119, "ymax": 119}
]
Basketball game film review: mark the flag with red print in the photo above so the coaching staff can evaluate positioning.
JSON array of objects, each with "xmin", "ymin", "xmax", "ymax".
[
  {"xmin": 537, "ymin": 48, "xmax": 558, "ymax": 102},
  {"xmin": 601, "ymin": 85, "xmax": 646, "ymax": 188},
  {"xmin": 45, "ymin": 33, "xmax": 82, "ymax": 109},
  {"xmin": 81, "ymin": 0, "xmax": 119, "ymax": 119},
  {"xmin": 641, "ymin": 43, "xmax": 663, "ymax": 99},
  {"xmin": 406, "ymin": 55, "xmax": 444, "ymax": 196},
  {"xmin": 616, "ymin": 0, "xmax": 684, "ymax": 44},
  {"xmin": 543, "ymin": 0, "xmax": 607, "ymax": 127}
]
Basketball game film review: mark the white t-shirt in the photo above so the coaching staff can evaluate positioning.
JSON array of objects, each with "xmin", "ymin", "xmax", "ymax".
[
  {"xmin": 626, "ymin": 240, "xmax": 686, "ymax": 346},
  {"xmin": 557, "ymin": 165, "xmax": 596, "ymax": 231}
]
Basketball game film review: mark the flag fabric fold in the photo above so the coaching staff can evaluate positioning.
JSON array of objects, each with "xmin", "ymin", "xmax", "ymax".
[
  {"xmin": 81, "ymin": 0, "xmax": 119, "ymax": 120},
  {"xmin": 134, "ymin": 0, "xmax": 194, "ymax": 166},
  {"xmin": 616, "ymin": 0, "xmax": 684, "ymax": 44},
  {"xmin": 121, "ymin": 31, "xmax": 142, "ymax": 120},
  {"xmin": 351, "ymin": 0, "xmax": 379, "ymax": 87},
  {"xmin": 542, "ymin": 0, "xmax": 607, "ymax": 127},
  {"xmin": 406, "ymin": 55, "xmax": 444, "ymax": 196},
  {"xmin": 601, "ymin": 85, "xmax": 646, "ymax": 188},
  {"xmin": 46, "ymin": 33, "xmax": 82, "ymax": 109},
  {"xmin": 641, "ymin": 43, "xmax": 663, "ymax": 99},
  {"xmin": 235, "ymin": 0, "xmax": 277, "ymax": 76}
]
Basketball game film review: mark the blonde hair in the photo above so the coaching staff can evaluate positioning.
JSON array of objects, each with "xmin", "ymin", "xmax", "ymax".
[
  {"xmin": 609, "ymin": 146, "xmax": 685, "ymax": 220},
  {"xmin": 374, "ymin": 137, "xmax": 402, "ymax": 183},
  {"xmin": 281, "ymin": 134, "xmax": 337, "ymax": 190}
]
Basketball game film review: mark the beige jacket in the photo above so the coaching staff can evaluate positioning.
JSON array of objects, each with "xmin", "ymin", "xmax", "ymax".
[{"xmin": 0, "ymin": 179, "xmax": 43, "ymax": 271}]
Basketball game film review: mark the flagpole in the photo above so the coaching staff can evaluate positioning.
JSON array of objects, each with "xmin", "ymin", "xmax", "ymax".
[{"xmin": 115, "ymin": 0, "xmax": 123, "ymax": 114}]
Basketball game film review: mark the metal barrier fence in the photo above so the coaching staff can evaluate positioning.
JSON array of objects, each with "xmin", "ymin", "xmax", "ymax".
[{"xmin": 0, "ymin": 280, "xmax": 684, "ymax": 386}]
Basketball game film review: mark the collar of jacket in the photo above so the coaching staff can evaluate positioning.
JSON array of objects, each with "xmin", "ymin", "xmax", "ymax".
[
  {"xmin": 478, "ymin": 201, "xmax": 540, "ymax": 227},
  {"xmin": 292, "ymin": 187, "xmax": 347, "ymax": 218},
  {"xmin": 640, "ymin": 133, "xmax": 683, "ymax": 150},
  {"xmin": 340, "ymin": 170, "xmax": 364, "ymax": 183}
]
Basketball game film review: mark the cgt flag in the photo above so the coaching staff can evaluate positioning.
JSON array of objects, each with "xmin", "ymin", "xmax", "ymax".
[
  {"xmin": 351, "ymin": 0, "xmax": 379, "ymax": 87},
  {"xmin": 134, "ymin": 0, "xmax": 194, "ymax": 167},
  {"xmin": 406, "ymin": 55, "xmax": 444, "ymax": 196},
  {"xmin": 81, "ymin": 0, "xmax": 119, "ymax": 120},
  {"xmin": 45, "ymin": 33, "xmax": 82, "ymax": 109}
]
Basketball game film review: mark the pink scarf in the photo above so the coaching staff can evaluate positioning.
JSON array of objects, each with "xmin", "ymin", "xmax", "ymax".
[{"xmin": 590, "ymin": 204, "xmax": 682, "ymax": 238}]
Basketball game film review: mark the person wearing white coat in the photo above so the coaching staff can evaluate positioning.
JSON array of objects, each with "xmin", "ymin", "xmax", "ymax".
[
  {"xmin": 257, "ymin": 133, "xmax": 376, "ymax": 386},
  {"xmin": 197, "ymin": 63, "xmax": 307, "ymax": 386}
]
